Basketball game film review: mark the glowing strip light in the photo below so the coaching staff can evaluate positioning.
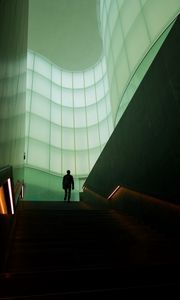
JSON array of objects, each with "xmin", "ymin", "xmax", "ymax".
[
  {"xmin": 7, "ymin": 178, "xmax": 14, "ymax": 214},
  {"xmin": 0, "ymin": 189, "xmax": 5, "ymax": 214},
  {"xmin": 21, "ymin": 184, "xmax": 24, "ymax": 198},
  {"xmin": 107, "ymin": 185, "xmax": 120, "ymax": 200},
  {"xmin": 0, "ymin": 199, "xmax": 4, "ymax": 213}
]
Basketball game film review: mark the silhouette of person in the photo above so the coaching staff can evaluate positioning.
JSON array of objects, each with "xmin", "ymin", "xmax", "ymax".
[{"xmin": 62, "ymin": 170, "xmax": 74, "ymax": 202}]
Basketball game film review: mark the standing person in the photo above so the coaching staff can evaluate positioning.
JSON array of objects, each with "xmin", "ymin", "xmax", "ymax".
[{"xmin": 62, "ymin": 170, "xmax": 74, "ymax": 202}]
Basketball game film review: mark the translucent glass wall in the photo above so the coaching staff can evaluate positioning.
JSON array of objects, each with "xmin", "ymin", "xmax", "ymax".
[
  {"xmin": 0, "ymin": 61, "xmax": 26, "ymax": 167},
  {"xmin": 25, "ymin": 51, "xmax": 113, "ymax": 179},
  {"xmin": 98, "ymin": 0, "xmax": 180, "ymax": 124},
  {"xmin": 0, "ymin": 0, "xmax": 28, "ymax": 184}
]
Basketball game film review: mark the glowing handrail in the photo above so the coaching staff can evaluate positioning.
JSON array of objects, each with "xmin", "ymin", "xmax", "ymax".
[
  {"xmin": 7, "ymin": 178, "xmax": 14, "ymax": 215},
  {"xmin": 107, "ymin": 185, "xmax": 120, "ymax": 200},
  {"xmin": 0, "ymin": 166, "xmax": 15, "ymax": 214}
]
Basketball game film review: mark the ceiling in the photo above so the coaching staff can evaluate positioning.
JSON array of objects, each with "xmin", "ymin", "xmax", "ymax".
[{"xmin": 28, "ymin": 0, "xmax": 102, "ymax": 70}]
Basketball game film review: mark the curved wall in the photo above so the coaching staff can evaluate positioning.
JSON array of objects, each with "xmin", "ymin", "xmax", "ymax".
[
  {"xmin": 98, "ymin": 0, "xmax": 180, "ymax": 124},
  {"xmin": 25, "ymin": 51, "xmax": 113, "ymax": 178},
  {"xmin": 24, "ymin": 0, "xmax": 180, "ymax": 200},
  {"xmin": 83, "ymin": 14, "xmax": 180, "ymax": 204}
]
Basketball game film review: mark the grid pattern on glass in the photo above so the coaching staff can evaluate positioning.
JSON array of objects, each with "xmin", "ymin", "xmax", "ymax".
[
  {"xmin": 99, "ymin": 0, "xmax": 180, "ymax": 121},
  {"xmin": 26, "ymin": 50, "xmax": 112, "ymax": 176}
]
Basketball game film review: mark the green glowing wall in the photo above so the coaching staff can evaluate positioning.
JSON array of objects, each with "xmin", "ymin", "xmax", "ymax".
[
  {"xmin": 24, "ymin": 52, "xmax": 113, "ymax": 200},
  {"xmin": 84, "ymin": 16, "xmax": 180, "ymax": 204},
  {"xmin": 0, "ymin": 0, "xmax": 28, "ymax": 183},
  {"xmin": 99, "ymin": 0, "xmax": 180, "ymax": 124},
  {"xmin": 24, "ymin": 0, "xmax": 180, "ymax": 201}
]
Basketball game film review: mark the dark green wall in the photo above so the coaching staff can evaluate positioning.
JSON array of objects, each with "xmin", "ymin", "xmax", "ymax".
[
  {"xmin": 0, "ymin": 0, "xmax": 28, "ymax": 182},
  {"xmin": 84, "ymin": 16, "xmax": 180, "ymax": 204}
]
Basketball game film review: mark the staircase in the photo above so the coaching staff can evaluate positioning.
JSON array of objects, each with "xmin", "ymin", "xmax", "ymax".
[{"xmin": 0, "ymin": 200, "xmax": 180, "ymax": 298}]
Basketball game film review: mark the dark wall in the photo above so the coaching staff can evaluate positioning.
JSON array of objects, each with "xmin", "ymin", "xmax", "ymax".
[
  {"xmin": 84, "ymin": 16, "xmax": 180, "ymax": 204},
  {"xmin": 0, "ymin": 0, "xmax": 28, "ymax": 182}
]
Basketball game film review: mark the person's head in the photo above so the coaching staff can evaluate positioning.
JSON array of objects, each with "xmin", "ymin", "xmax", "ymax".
[{"xmin": 67, "ymin": 170, "xmax": 70, "ymax": 174}]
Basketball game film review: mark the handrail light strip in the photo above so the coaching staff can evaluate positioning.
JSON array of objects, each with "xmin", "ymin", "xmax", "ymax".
[
  {"xmin": 107, "ymin": 185, "xmax": 120, "ymax": 199},
  {"xmin": 7, "ymin": 178, "xmax": 14, "ymax": 214}
]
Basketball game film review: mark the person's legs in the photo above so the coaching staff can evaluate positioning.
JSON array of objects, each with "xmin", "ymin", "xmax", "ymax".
[
  {"xmin": 64, "ymin": 188, "xmax": 67, "ymax": 201},
  {"xmin": 67, "ymin": 188, "xmax": 71, "ymax": 202}
]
